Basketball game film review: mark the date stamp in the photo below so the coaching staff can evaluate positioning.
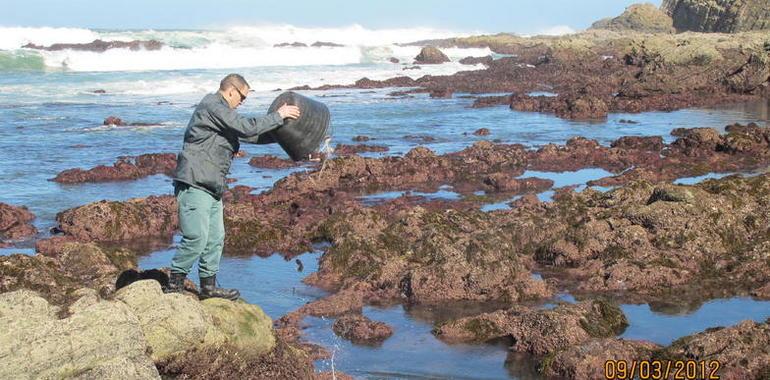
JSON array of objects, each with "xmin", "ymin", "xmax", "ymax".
[{"xmin": 604, "ymin": 360, "xmax": 721, "ymax": 380}]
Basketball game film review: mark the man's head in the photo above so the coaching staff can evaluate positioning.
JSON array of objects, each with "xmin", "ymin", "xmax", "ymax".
[{"xmin": 218, "ymin": 73, "xmax": 250, "ymax": 109}]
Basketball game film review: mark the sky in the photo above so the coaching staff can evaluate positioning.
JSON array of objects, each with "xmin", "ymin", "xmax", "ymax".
[{"xmin": 1, "ymin": 0, "xmax": 663, "ymax": 33}]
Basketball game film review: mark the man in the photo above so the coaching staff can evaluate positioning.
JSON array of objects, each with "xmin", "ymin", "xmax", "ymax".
[{"xmin": 166, "ymin": 74, "xmax": 300, "ymax": 300}]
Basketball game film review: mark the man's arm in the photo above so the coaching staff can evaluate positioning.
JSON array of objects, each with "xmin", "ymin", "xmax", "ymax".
[
  {"xmin": 241, "ymin": 132, "xmax": 276, "ymax": 145},
  {"xmin": 208, "ymin": 101, "xmax": 284, "ymax": 138}
]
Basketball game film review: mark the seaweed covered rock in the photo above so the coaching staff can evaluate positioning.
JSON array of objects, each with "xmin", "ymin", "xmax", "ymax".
[
  {"xmin": 0, "ymin": 290, "xmax": 160, "ymax": 379},
  {"xmin": 55, "ymin": 195, "xmax": 177, "ymax": 242},
  {"xmin": 51, "ymin": 153, "xmax": 177, "ymax": 184},
  {"xmin": 332, "ymin": 313, "xmax": 394, "ymax": 345},
  {"xmin": 433, "ymin": 299, "xmax": 628, "ymax": 355},
  {"xmin": 0, "ymin": 202, "xmax": 37, "ymax": 242},
  {"xmin": 314, "ymin": 207, "xmax": 552, "ymax": 304},
  {"xmin": 248, "ymin": 155, "xmax": 299, "ymax": 169},
  {"xmin": 0, "ymin": 239, "xmax": 136, "ymax": 306},
  {"xmin": 541, "ymin": 338, "xmax": 660, "ymax": 379},
  {"xmin": 656, "ymin": 319, "xmax": 770, "ymax": 379},
  {"xmin": 590, "ymin": 3, "xmax": 675, "ymax": 33}
]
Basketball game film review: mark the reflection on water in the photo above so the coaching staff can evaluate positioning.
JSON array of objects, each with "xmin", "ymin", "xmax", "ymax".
[{"xmin": 622, "ymin": 297, "xmax": 770, "ymax": 345}]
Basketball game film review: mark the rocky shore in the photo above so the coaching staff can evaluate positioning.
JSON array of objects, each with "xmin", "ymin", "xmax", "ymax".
[{"xmin": 2, "ymin": 3, "xmax": 769, "ymax": 378}]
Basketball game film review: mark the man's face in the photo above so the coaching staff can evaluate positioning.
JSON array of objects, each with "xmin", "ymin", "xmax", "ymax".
[{"xmin": 229, "ymin": 84, "xmax": 249, "ymax": 109}]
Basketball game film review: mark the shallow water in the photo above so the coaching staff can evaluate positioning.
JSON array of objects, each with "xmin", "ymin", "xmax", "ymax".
[{"xmin": 3, "ymin": 64, "xmax": 770, "ymax": 379}]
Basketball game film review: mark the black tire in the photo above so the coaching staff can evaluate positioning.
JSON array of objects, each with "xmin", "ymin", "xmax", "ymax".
[{"xmin": 268, "ymin": 91, "xmax": 331, "ymax": 161}]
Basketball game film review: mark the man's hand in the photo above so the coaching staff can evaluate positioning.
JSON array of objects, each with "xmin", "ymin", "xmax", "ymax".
[{"xmin": 277, "ymin": 103, "xmax": 301, "ymax": 120}]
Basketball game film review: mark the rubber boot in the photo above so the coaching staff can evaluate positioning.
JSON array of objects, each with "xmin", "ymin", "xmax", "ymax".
[
  {"xmin": 165, "ymin": 272, "xmax": 186, "ymax": 293},
  {"xmin": 199, "ymin": 275, "xmax": 240, "ymax": 301}
]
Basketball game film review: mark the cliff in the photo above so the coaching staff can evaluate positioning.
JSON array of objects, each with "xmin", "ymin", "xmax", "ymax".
[{"xmin": 661, "ymin": 0, "xmax": 770, "ymax": 32}]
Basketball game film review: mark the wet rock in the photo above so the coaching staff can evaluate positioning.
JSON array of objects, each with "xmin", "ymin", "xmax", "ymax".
[
  {"xmin": 248, "ymin": 155, "xmax": 299, "ymax": 169},
  {"xmin": 314, "ymin": 207, "xmax": 552, "ymax": 305},
  {"xmin": 157, "ymin": 338, "xmax": 315, "ymax": 380},
  {"xmin": 434, "ymin": 299, "xmax": 628, "ymax": 355},
  {"xmin": 92, "ymin": 89, "xmax": 107, "ymax": 94},
  {"xmin": 403, "ymin": 134, "xmax": 436, "ymax": 143},
  {"xmin": 51, "ymin": 153, "xmax": 177, "ymax": 183},
  {"xmin": 233, "ymin": 150, "xmax": 247, "ymax": 158},
  {"xmin": 273, "ymin": 42, "xmax": 308, "ymax": 48},
  {"xmin": 1, "ymin": 239, "xmax": 135, "ymax": 306},
  {"xmin": 352, "ymin": 135, "xmax": 370, "ymax": 142},
  {"xmin": 414, "ymin": 46, "xmax": 450, "ymax": 64},
  {"xmin": 104, "ymin": 115, "xmax": 124, "ymax": 126},
  {"xmin": 388, "ymin": 57, "xmax": 400, "ymax": 64},
  {"xmin": 459, "ymin": 56, "xmax": 493, "ymax": 65},
  {"xmin": 541, "ymin": 338, "xmax": 661, "ymax": 379},
  {"xmin": 334, "ymin": 143, "xmax": 389, "ymax": 155},
  {"xmin": 0, "ymin": 289, "xmax": 160, "ymax": 379},
  {"xmin": 610, "ymin": 136, "xmax": 664, "ymax": 151},
  {"xmin": 472, "ymin": 94, "xmax": 512, "ymax": 108},
  {"xmin": 23, "ymin": 39, "xmax": 162, "ymax": 52},
  {"xmin": 483, "ymin": 174, "xmax": 553, "ymax": 193},
  {"xmin": 590, "ymin": 3, "xmax": 675, "ymax": 33},
  {"xmin": 55, "ymin": 195, "xmax": 177, "ymax": 242},
  {"xmin": 0, "ymin": 202, "xmax": 37, "ymax": 241},
  {"xmin": 311, "ymin": 41, "xmax": 344, "ymax": 47},
  {"xmin": 656, "ymin": 319, "xmax": 770, "ymax": 379},
  {"xmin": 332, "ymin": 313, "xmax": 394, "ymax": 345},
  {"xmin": 662, "ymin": 0, "xmax": 770, "ymax": 33},
  {"xmin": 472, "ymin": 128, "xmax": 491, "ymax": 136},
  {"xmin": 647, "ymin": 184, "xmax": 697, "ymax": 204},
  {"xmin": 403, "ymin": 65, "xmax": 421, "ymax": 70},
  {"xmin": 429, "ymin": 88, "xmax": 453, "ymax": 98}
]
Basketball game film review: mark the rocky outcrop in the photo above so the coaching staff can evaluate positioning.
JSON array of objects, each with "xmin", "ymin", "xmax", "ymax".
[
  {"xmin": 55, "ymin": 195, "xmax": 177, "ymax": 242},
  {"xmin": 0, "ymin": 202, "xmax": 37, "ymax": 242},
  {"xmin": 434, "ymin": 300, "xmax": 628, "ymax": 354},
  {"xmin": 51, "ymin": 153, "xmax": 177, "ymax": 183},
  {"xmin": 655, "ymin": 319, "xmax": 770, "ymax": 379},
  {"xmin": 0, "ymin": 280, "xmax": 290, "ymax": 379},
  {"xmin": 542, "ymin": 338, "xmax": 660, "ymax": 379},
  {"xmin": 332, "ymin": 313, "xmax": 394, "ymax": 345},
  {"xmin": 414, "ymin": 46, "xmax": 450, "ymax": 64},
  {"xmin": 248, "ymin": 155, "xmax": 300, "ymax": 169},
  {"xmin": 0, "ymin": 289, "xmax": 160, "ymax": 379},
  {"xmin": 1, "ymin": 238, "xmax": 135, "ymax": 306},
  {"xmin": 23, "ymin": 39, "xmax": 163, "ymax": 52},
  {"xmin": 591, "ymin": 3, "xmax": 675, "ymax": 33},
  {"xmin": 334, "ymin": 143, "xmax": 389, "ymax": 155},
  {"xmin": 662, "ymin": 0, "xmax": 770, "ymax": 32}
]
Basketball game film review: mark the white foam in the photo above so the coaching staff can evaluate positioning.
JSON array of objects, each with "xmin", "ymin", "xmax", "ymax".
[{"xmin": 0, "ymin": 26, "xmax": 99, "ymax": 50}]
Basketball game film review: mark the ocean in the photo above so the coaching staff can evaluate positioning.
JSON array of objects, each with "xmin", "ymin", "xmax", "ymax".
[{"xmin": 2, "ymin": 25, "xmax": 769, "ymax": 379}]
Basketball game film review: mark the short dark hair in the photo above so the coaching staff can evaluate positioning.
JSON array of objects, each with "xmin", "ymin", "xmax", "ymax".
[{"xmin": 219, "ymin": 73, "xmax": 250, "ymax": 91}]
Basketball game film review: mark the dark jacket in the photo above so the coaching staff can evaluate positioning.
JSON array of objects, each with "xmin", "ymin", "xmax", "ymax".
[{"xmin": 173, "ymin": 92, "xmax": 284, "ymax": 199}]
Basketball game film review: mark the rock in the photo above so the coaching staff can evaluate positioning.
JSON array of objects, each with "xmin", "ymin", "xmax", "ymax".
[
  {"xmin": 541, "ymin": 338, "xmax": 661, "ymax": 379},
  {"xmin": 483, "ymin": 174, "xmax": 553, "ymax": 193},
  {"xmin": 0, "ymin": 239, "xmax": 135, "ymax": 305},
  {"xmin": 0, "ymin": 290, "xmax": 160, "ymax": 379},
  {"xmin": 647, "ymin": 184, "xmax": 697, "ymax": 204},
  {"xmin": 472, "ymin": 128, "xmax": 491, "ymax": 136},
  {"xmin": 590, "ymin": 3, "xmax": 675, "ymax": 33},
  {"xmin": 334, "ymin": 144, "xmax": 389, "ymax": 155},
  {"xmin": 402, "ymin": 65, "xmax": 421, "ymax": 70},
  {"xmin": 403, "ymin": 134, "xmax": 436, "ymax": 143},
  {"xmin": 55, "ymin": 195, "xmax": 177, "ymax": 242},
  {"xmin": 388, "ymin": 57, "xmax": 400, "ymax": 64},
  {"xmin": 248, "ymin": 155, "xmax": 299, "ymax": 169},
  {"xmin": 51, "ymin": 153, "xmax": 177, "ymax": 183},
  {"xmin": 656, "ymin": 319, "xmax": 770, "ymax": 379},
  {"xmin": 610, "ymin": 136, "xmax": 664, "ymax": 151},
  {"xmin": 429, "ymin": 88, "xmax": 453, "ymax": 98},
  {"xmin": 273, "ymin": 42, "xmax": 308, "ymax": 48},
  {"xmin": 332, "ymin": 313, "xmax": 394, "ymax": 345},
  {"xmin": 434, "ymin": 299, "xmax": 628, "ymax": 355},
  {"xmin": 459, "ymin": 56, "xmax": 494, "ymax": 65},
  {"xmin": 352, "ymin": 135, "xmax": 370, "ymax": 142},
  {"xmin": 23, "ymin": 39, "xmax": 162, "ymax": 52},
  {"xmin": 114, "ymin": 280, "xmax": 275, "ymax": 360},
  {"xmin": 472, "ymin": 94, "xmax": 512, "ymax": 108},
  {"xmin": 662, "ymin": 0, "xmax": 770, "ymax": 33},
  {"xmin": 414, "ymin": 46, "xmax": 450, "ymax": 64},
  {"xmin": 103, "ymin": 116, "xmax": 124, "ymax": 126},
  {"xmin": 233, "ymin": 150, "xmax": 247, "ymax": 158},
  {"xmin": 0, "ymin": 202, "xmax": 37, "ymax": 241},
  {"xmin": 311, "ymin": 41, "xmax": 344, "ymax": 47}
]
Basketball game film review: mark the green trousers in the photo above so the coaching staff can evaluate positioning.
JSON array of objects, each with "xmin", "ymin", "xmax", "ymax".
[{"xmin": 170, "ymin": 183, "xmax": 224, "ymax": 278}]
